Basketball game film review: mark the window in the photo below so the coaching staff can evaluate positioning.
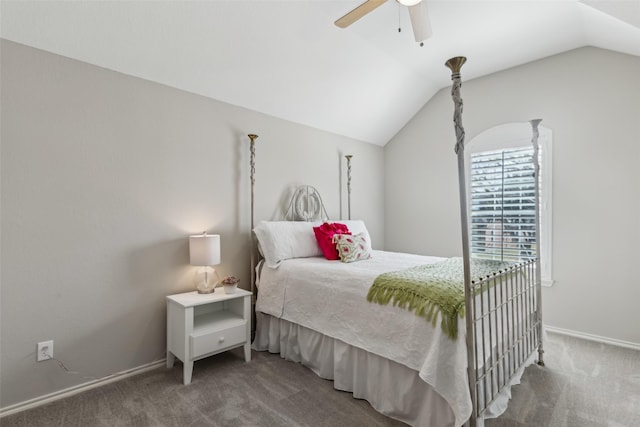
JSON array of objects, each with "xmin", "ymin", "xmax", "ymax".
[
  {"xmin": 470, "ymin": 147, "xmax": 536, "ymax": 261},
  {"xmin": 467, "ymin": 123, "xmax": 553, "ymax": 286}
]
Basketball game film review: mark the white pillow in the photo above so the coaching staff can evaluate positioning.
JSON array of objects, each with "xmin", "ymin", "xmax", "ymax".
[
  {"xmin": 331, "ymin": 220, "xmax": 373, "ymax": 252},
  {"xmin": 253, "ymin": 221, "xmax": 322, "ymax": 268}
]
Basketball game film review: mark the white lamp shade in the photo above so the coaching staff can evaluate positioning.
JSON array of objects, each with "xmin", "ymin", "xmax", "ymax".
[{"xmin": 189, "ymin": 234, "xmax": 221, "ymax": 266}]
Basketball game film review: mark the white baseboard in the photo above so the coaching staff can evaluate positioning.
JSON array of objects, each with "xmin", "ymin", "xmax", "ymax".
[
  {"xmin": 545, "ymin": 325, "xmax": 640, "ymax": 351},
  {"xmin": 0, "ymin": 358, "xmax": 166, "ymax": 418}
]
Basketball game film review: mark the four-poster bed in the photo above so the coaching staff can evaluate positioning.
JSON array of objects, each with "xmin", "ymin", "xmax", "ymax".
[{"xmin": 247, "ymin": 57, "xmax": 544, "ymax": 426}]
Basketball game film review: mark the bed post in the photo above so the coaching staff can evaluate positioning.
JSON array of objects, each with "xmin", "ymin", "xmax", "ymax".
[
  {"xmin": 530, "ymin": 119, "xmax": 545, "ymax": 367},
  {"xmin": 445, "ymin": 56, "xmax": 476, "ymax": 427},
  {"xmin": 345, "ymin": 155, "xmax": 353, "ymax": 220},
  {"xmin": 248, "ymin": 133, "xmax": 258, "ymax": 336}
]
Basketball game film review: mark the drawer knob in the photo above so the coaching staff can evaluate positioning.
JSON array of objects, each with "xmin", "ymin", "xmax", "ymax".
[{"xmin": 218, "ymin": 337, "xmax": 225, "ymax": 343}]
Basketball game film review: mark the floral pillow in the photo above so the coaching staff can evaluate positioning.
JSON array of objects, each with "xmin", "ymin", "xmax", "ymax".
[{"xmin": 333, "ymin": 232, "xmax": 371, "ymax": 263}]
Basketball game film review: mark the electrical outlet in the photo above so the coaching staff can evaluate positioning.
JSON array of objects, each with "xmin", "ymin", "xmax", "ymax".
[{"xmin": 37, "ymin": 340, "xmax": 53, "ymax": 362}]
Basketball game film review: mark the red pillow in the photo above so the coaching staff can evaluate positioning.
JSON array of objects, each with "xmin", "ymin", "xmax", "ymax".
[{"xmin": 313, "ymin": 222, "xmax": 351, "ymax": 260}]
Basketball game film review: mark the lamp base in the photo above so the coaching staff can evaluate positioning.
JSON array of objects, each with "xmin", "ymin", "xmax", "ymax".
[{"xmin": 194, "ymin": 267, "xmax": 220, "ymax": 294}]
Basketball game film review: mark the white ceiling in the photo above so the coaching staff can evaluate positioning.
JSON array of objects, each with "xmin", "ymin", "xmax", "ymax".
[{"xmin": 2, "ymin": 0, "xmax": 639, "ymax": 146}]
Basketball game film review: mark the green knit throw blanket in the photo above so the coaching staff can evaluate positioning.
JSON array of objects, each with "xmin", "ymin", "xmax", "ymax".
[{"xmin": 367, "ymin": 257, "xmax": 515, "ymax": 339}]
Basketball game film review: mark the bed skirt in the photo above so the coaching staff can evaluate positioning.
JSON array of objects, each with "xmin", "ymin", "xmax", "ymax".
[{"xmin": 252, "ymin": 312, "xmax": 457, "ymax": 426}]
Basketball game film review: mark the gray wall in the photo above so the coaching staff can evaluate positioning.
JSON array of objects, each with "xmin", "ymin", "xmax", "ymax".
[
  {"xmin": 0, "ymin": 40, "xmax": 384, "ymax": 408},
  {"xmin": 385, "ymin": 47, "xmax": 640, "ymax": 345}
]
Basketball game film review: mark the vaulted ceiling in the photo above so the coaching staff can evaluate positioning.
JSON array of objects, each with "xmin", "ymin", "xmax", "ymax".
[{"xmin": 2, "ymin": 1, "xmax": 639, "ymax": 146}]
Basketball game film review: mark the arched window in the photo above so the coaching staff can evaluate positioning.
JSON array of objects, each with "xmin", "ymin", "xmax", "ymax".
[{"xmin": 467, "ymin": 123, "xmax": 553, "ymax": 286}]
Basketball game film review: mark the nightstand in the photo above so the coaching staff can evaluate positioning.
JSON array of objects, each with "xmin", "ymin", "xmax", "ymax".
[{"xmin": 166, "ymin": 288, "xmax": 251, "ymax": 385}]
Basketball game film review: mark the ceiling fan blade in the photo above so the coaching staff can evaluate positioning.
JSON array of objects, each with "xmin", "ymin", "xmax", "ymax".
[
  {"xmin": 335, "ymin": 0, "xmax": 388, "ymax": 28},
  {"xmin": 408, "ymin": 2, "xmax": 432, "ymax": 43}
]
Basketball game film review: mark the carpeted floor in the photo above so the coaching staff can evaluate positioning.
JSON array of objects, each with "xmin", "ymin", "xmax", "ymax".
[{"xmin": 2, "ymin": 332, "xmax": 639, "ymax": 426}]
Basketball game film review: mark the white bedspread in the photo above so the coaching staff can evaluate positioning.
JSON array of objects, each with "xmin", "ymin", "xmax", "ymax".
[{"xmin": 255, "ymin": 250, "xmax": 473, "ymax": 426}]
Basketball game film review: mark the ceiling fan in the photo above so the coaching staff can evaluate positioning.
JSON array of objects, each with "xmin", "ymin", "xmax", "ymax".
[{"xmin": 335, "ymin": 0, "xmax": 432, "ymax": 45}]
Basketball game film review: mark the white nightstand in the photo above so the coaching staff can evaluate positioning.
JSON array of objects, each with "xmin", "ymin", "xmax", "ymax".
[{"xmin": 166, "ymin": 288, "xmax": 251, "ymax": 385}]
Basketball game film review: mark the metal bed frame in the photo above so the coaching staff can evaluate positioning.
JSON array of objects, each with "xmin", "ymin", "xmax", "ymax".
[
  {"xmin": 246, "ymin": 56, "xmax": 545, "ymax": 426},
  {"xmin": 446, "ymin": 56, "xmax": 544, "ymax": 426}
]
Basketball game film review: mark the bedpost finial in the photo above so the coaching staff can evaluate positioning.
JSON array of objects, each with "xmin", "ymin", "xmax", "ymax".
[{"xmin": 445, "ymin": 56, "xmax": 467, "ymax": 78}]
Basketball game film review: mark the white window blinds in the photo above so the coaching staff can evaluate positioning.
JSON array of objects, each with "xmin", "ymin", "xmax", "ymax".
[{"xmin": 470, "ymin": 147, "xmax": 537, "ymax": 262}]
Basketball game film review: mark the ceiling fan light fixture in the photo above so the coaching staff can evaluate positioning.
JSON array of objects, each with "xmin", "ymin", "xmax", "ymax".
[{"xmin": 397, "ymin": 0, "xmax": 421, "ymax": 6}]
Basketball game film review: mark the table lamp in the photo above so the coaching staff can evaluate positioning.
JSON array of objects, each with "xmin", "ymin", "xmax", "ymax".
[{"xmin": 189, "ymin": 232, "xmax": 221, "ymax": 294}]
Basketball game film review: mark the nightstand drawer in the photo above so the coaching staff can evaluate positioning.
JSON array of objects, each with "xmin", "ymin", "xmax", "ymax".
[{"xmin": 190, "ymin": 323, "xmax": 246, "ymax": 358}]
